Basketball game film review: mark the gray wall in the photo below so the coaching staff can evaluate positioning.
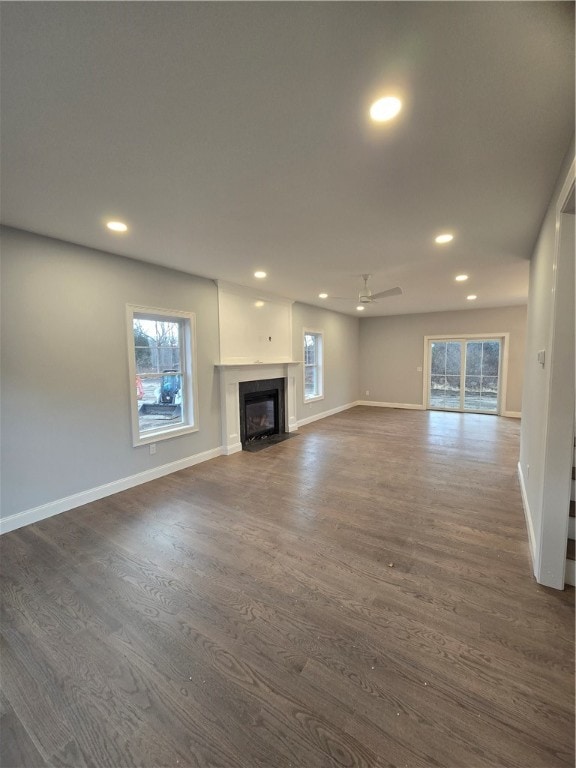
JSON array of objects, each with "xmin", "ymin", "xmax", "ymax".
[
  {"xmin": 359, "ymin": 305, "xmax": 527, "ymax": 413},
  {"xmin": 1, "ymin": 227, "xmax": 222, "ymax": 518},
  {"xmin": 292, "ymin": 303, "xmax": 360, "ymax": 422},
  {"xmin": 519, "ymin": 139, "xmax": 575, "ymax": 587}
]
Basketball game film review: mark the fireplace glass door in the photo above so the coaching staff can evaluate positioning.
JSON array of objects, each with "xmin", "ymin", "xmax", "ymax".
[{"xmin": 244, "ymin": 391, "xmax": 279, "ymax": 441}]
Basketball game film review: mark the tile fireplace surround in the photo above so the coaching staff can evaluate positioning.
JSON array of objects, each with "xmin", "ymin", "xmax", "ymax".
[{"xmin": 216, "ymin": 362, "xmax": 300, "ymax": 454}]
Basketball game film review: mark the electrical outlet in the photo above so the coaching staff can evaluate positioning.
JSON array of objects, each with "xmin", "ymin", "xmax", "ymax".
[
  {"xmin": 149, "ymin": 443, "xmax": 156, "ymax": 455},
  {"xmin": 365, "ymin": 390, "xmax": 370, "ymax": 396},
  {"xmin": 417, "ymin": 366, "xmax": 422, "ymax": 372}
]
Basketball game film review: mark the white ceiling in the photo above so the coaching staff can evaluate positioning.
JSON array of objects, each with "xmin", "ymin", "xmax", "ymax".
[{"xmin": 1, "ymin": 2, "xmax": 574, "ymax": 316}]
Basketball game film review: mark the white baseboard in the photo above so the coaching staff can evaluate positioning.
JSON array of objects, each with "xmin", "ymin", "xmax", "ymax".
[
  {"xmin": 297, "ymin": 401, "xmax": 359, "ymax": 427},
  {"xmin": 565, "ymin": 559, "xmax": 575, "ymax": 587},
  {"xmin": 517, "ymin": 462, "xmax": 538, "ymax": 577},
  {"xmin": 0, "ymin": 446, "xmax": 224, "ymax": 535},
  {"xmin": 356, "ymin": 401, "xmax": 425, "ymax": 410},
  {"xmin": 222, "ymin": 442, "xmax": 242, "ymax": 456},
  {"xmin": 357, "ymin": 402, "xmax": 520, "ymax": 417}
]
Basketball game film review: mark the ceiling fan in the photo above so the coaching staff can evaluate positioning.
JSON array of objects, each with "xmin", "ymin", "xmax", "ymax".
[{"xmin": 332, "ymin": 274, "xmax": 402, "ymax": 305}]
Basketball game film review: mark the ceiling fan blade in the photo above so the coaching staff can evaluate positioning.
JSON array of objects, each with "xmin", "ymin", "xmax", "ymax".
[
  {"xmin": 370, "ymin": 286, "xmax": 402, "ymax": 300},
  {"xmin": 328, "ymin": 296, "xmax": 356, "ymax": 301}
]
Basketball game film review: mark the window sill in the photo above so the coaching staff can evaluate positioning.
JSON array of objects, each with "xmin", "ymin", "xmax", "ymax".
[
  {"xmin": 133, "ymin": 424, "xmax": 198, "ymax": 448},
  {"xmin": 304, "ymin": 395, "xmax": 325, "ymax": 404}
]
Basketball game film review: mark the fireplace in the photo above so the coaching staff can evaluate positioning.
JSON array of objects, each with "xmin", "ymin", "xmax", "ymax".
[
  {"xmin": 217, "ymin": 362, "xmax": 299, "ymax": 455},
  {"xmin": 239, "ymin": 378, "xmax": 285, "ymax": 448}
]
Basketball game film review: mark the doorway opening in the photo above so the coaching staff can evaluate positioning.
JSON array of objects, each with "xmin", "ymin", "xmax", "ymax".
[{"xmin": 425, "ymin": 336, "xmax": 506, "ymax": 414}]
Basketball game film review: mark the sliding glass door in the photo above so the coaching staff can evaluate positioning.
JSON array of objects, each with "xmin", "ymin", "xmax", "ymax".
[
  {"xmin": 428, "ymin": 338, "xmax": 501, "ymax": 414},
  {"xmin": 429, "ymin": 341, "xmax": 462, "ymax": 410}
]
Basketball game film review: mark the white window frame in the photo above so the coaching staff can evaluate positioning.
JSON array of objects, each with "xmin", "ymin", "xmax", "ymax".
[
  {"xmin": 126, "ymin": 304, "xmax": 199, "ymax": 447},
  {"xmin": 303, "ymin": 328, "xmax": 324, "ymax": 402}
]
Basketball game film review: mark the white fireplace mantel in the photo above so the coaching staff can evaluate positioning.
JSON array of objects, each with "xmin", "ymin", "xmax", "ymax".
[{"xmin": 216, "ymin": 362, "xmax": 301, "ymax": 455}]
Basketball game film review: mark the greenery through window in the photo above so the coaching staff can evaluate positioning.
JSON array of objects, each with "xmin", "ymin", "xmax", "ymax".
[{"xmin": 428, "ymin": 337, "xmax": 501, "ymax": 413}]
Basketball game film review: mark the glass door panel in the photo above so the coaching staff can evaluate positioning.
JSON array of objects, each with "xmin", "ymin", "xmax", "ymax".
[
  {"xmin": 463, "ymin": 340, "xmax": 500, "ymax": 412},
  {"xmin": 429, "ymin": 341, "xmax": 462, "ymax": 410}
]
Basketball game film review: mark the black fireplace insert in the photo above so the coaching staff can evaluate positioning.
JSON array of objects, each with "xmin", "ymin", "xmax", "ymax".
[
  {"xmin": 239, "ymin": 378, "xmax": 286, "ymax": 447},
  {"xmin": 244, "ymin": 390, "xmax": 278, "ymax": 441}
]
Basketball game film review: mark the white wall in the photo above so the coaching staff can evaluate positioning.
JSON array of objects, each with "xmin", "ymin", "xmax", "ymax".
[
  {"xmin": 359, "ymin": 305, "xmax": 527, "ymax": 413},
  {"xmin": 217, "ymin": 281, "xmax": 293, "ymax": 363},
  {"xmin": 0, "ymin": 227, "xmax": 222, "ymax": 522},
  {"xmin": 519, "ymin": 141, "xmax": 575, "ymax": 588},
  {"xmin": 292, "ymin": 303, "xmax": 360, "ymax": 424}
]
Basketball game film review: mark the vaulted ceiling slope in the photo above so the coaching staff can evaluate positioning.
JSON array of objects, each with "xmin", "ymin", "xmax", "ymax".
[{"xmin": 1, "ymin": 2, "xmax": 574, "ymax": 316}]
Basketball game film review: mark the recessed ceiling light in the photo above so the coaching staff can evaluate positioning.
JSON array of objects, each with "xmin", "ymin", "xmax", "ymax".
[
  {"xmin": 318, "ymin": 293, "xmax": 328, "ymax": 299},
  {"xmin": 455, "ymin": 274, "xmax": 468, "ymax": 282},
  {"xmin": 106, "ymin": 221, "xmax": 128, "ymax": 233},
  {"xmin": 254, "ymin": 300, "xmax": 265, "ymax": 308},
  {"xmin": 435, "ymin": 233, "xmax": 454, "ymax": 244},
  {"xmin": 370, "ymin": 97, "xmax": 402, "ymax": 122},
  {"xmin": 467, "ymin": 295, "xmax": 477, "ymax": 301},
  {"xmin": 254, "ymin": 271, "xmax": 267, "ymax": 279},
  {"xmin": 356, "ymin": 305, "xmax": 365, "ymax": 311}
]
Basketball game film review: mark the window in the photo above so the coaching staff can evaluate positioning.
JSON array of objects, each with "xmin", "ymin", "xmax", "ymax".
[
  {"xmin": 304, "ymin": 330, "xmax": 324, "ymax": 401},
  {"xmin": 127, "ymin": 305, "xmax": 198, "ymax": 446}
]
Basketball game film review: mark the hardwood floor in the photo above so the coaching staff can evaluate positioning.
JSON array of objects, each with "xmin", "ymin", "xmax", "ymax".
[{"xmin": 1, "ymin": 407, "xmax": 574, "ymax": 768}]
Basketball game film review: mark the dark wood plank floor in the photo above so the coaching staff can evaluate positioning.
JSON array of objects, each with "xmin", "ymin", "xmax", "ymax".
[{"xmin": 1, "ymin": 407, "xmax": 574, "ymax": 768}]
